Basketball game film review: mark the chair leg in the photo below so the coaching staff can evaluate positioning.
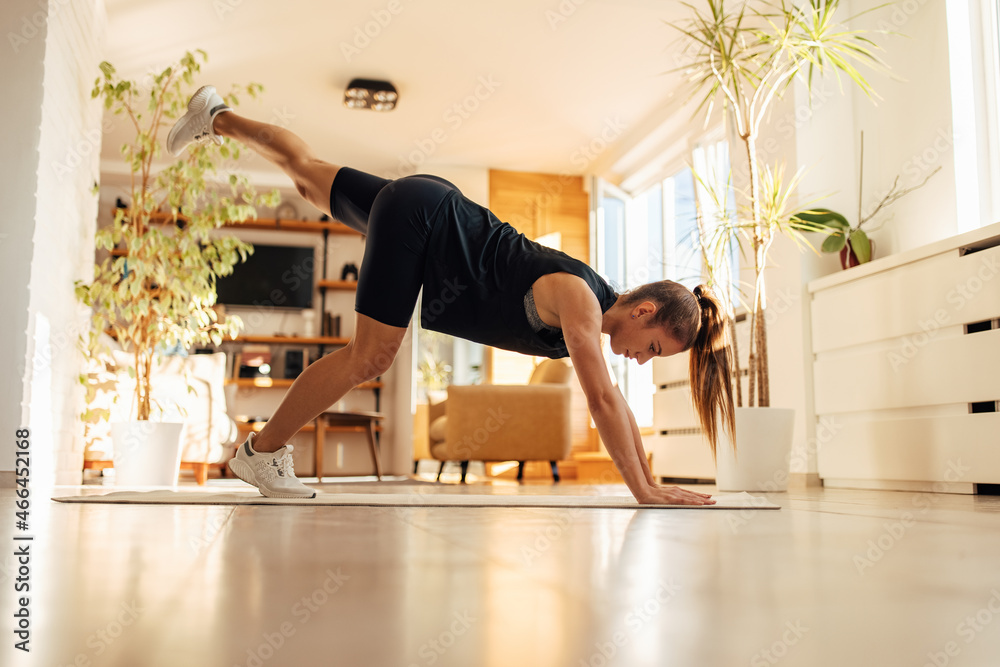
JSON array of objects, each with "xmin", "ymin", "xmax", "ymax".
[
  {"xmin": 193, "ymin": 463, "xmax": 208, "ymax": 486},
  {"xmin": 460, "ymin": 460, "xmax": 469, "ymax": 484},
  {"xmin": 436, "ymin": 461, "xmax": 445, "ymax": 482},
  {"xmin": 413, "ymin": 460, "xmax": 419, "ymax": 474},
  {"xmin": 516, "ymin": 461, "xmax": 525, "ymax": 482},
  {"xmin": 550, "ymin": 460, "xmax": 560, "ymax": 483}
]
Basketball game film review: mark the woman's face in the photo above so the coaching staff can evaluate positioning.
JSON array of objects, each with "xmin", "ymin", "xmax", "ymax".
[{"xmin": 609, "ymin": 319, "xmax": 685, "ymax": 365}]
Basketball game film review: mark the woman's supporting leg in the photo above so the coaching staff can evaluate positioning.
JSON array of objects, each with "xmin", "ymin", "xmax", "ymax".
[
  {"xmin": 251, "ymin": 313, "xmax": 408, "ymax": 453},
  {"xmin": 210, "ymin": 111, "xmax": 411, "ymax": 453},
  {"xmin": 212, "ymin": 112, "xmax": 340, "ymax": 217}
]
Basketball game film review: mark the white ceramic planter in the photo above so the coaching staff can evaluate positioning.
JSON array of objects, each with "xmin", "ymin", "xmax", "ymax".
[
  {"xmin": 715, "ymin": 407, "xmax": 795, "ymax": 492},
  {"xmin": 111, "ymin": 421, "xmax": 185, "ymax": 486}
]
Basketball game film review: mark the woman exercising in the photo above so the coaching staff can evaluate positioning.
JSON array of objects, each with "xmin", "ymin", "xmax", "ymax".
[{"xmin": 167, "ymin": 86, "xmax": 735, "ymax": 505}]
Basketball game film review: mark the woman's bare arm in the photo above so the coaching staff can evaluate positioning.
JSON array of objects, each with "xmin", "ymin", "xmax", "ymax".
[
  {"xmin": 554, "ymin": 277, "xmax": 715, "ymax": 505},
  {"xmin": 624, "ymin": 401, "xmax": 656, "ymax": 486}
]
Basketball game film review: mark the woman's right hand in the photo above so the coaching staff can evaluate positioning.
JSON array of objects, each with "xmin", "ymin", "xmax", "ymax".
[{"xmin": 634, "ymin": 483, "xmax": 717, "ymax": 506}]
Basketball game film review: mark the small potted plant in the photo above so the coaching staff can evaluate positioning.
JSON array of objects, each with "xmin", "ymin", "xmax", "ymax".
[
  {"xmin": 677, "ymin": 0, "xmax": 888, "ymax": 490},
  {"xmin": 76, "ymin": 51, "xmax": 279, "ymax": 485},
  {"xmin": 792, "ymin": 134, "xmax": 941, "ymax": 269}
]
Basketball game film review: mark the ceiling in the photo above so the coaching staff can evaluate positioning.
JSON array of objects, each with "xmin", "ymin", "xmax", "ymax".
[{"xmin": 100, "ymin": 0, "xmax": 695, "ymax": 186}]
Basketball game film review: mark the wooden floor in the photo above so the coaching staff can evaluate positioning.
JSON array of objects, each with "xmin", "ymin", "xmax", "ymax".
[{"xmin": 3, "ymin": 477, "xmax": 1000, "ymax": 667}]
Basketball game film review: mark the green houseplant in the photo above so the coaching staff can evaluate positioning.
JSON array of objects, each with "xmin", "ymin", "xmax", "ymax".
[
  {"xmin": 677, "ymin": 0, "xmax": 887, "ymax": 489},
  {"xmin": 792, "ymin": 133, "xmax": 941, "ymax": 269},
  {"xmin": 76, "ymin": 51, "xmax": 279, "ymax": 484}
]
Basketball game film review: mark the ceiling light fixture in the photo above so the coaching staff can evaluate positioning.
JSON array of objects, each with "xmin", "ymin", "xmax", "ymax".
[{"xmin": 343, "ymin": 78, "xmax": 398, "ymax": 112}]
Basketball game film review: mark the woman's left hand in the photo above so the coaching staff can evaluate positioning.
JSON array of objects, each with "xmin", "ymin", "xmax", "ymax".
[{"xmin": 634, "ymin": 483, "xmax": 716, "ymax": 506}]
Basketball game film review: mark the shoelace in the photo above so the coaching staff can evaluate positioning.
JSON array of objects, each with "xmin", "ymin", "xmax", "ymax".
[
  {"xmin": 259, "ymin": 447, "xmax": 296, "ymax": 483},
  {"xmin": 275, "ymin": 448, "xmax": 296, "ymax": 478}
]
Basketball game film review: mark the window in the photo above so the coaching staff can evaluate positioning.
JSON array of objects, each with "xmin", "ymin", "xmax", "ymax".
[
  {"xmin": 664, "ymin": 166, "xmax": 701, "ymax": 288},
  {"xmin": 692, "ymin": 140, "xmax": 740, "ymax": 308},
  {"xmin": 597, "ymin": 191, "xmax": 626, "ymax": 289}
]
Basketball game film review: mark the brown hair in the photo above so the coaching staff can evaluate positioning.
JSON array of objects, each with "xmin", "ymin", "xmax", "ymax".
[{"xmin": 619, "ymin": 281, "xmax": 736, "ymax": 460}]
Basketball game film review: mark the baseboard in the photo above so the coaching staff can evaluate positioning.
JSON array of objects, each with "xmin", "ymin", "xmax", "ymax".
[
  {"xmin": 789, "ymin": 472, "xmax": 822, "ymax": 488},
  {"xmin": 822, "ymin": 477, "xmax": 976, "ymax": 494},
  {"xmin": 0, "ymin": 471, "xmax": 13, "ymax": 488}
]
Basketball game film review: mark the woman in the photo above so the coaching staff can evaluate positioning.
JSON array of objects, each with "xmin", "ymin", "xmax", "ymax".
[{"xmin": 167, "ymin": 86, "xmax": 735, "ymax": 505}]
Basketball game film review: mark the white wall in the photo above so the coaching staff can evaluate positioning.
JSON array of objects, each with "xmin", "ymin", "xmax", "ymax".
[
  {"xmin": 27, "ymin": 0, "xmax": 107, "ymax": 485},
  {"xmin": 2, "ymin": 0, "xmax": 107, "ymax": 486},
  {"xmin": 0, "ymin": 0, "xmax": 49, "ymax": 485},
  {"xmin": 848, "ymin": 0, "xmax": 959, "ymax": 253}
]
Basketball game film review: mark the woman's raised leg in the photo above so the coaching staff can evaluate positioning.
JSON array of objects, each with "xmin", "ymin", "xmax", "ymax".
[{"xmin": 212, "ymin": 111, "xmax": 339, "ymax": 217}]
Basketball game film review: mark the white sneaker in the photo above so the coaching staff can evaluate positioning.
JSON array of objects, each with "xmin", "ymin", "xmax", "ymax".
[
  {"xmin": 228, "ymin": 433, "xmax": 316, "ymax": 499},
  {"xmin": 165, "ymin": 85, "xmax": 230, "ymax": 157}
]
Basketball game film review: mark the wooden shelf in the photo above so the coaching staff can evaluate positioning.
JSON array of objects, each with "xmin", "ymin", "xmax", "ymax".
[
  {"xmin": 317, "ymin": 280, "xmax": 358, "ymax": 291},
  {"xmin": 114, "ymin": 209, "xmax": 360, "ymax": 235},
  {"xmin": 224, "ymin": 218, "xmax": 360, "ymax": 235},
  {"xmin": 226, "ymin": 378, "xmax": 383, "ymax": 390},
  {"xmin": 236, "ymin": 421, "xmax": 383, "ymax": 435},
  {"xmin": 231, "ymin": 335, "xmax": 350, "ymax": 345}
]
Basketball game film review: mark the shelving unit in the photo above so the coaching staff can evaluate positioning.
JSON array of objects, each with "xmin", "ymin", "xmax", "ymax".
[
  {"xmin": 114, "ymin": 206, "xmax": 388, "ymax": 454},
  {"xmin": 208, "ymin": 217, "xmax": 381, "ymax": 413}
]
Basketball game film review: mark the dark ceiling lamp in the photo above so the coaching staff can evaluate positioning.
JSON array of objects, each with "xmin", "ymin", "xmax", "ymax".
[{"xmin": 343, "ymin": 78, "xmax": 398, "ymax": 112}]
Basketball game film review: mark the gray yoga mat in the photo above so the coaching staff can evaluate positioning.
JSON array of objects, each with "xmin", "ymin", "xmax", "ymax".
[{"xmin": 52, "ymin": 489, "xmax": 780, "ymax": 509}]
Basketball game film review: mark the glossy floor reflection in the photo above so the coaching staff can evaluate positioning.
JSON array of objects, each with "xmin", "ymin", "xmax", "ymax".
[{"xmin": 3, "ymin": 478, "xmax": 1000, "ymax": 667}]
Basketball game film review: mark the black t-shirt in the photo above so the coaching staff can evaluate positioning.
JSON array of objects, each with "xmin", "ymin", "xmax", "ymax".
[{"xmin": 419, "ymin": 189, "xmax": 618, "ymax": 358}]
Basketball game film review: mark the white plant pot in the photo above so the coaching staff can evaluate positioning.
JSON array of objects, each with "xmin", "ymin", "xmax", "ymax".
[
  {"xmin": 715, "ymin": 407, "xmax": 795, "ymax": 492},
  {"xmin": 111, "ymin": 421, "xmax": 185, "ymax": 487}
]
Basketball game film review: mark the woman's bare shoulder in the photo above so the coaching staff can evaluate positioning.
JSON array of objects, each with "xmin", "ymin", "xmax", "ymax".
[{"xmin": 533, "ymin": 272, "xmax": 602, "ymax": 329}]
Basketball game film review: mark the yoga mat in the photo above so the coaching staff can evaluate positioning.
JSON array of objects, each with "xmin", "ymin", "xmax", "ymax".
[{"xmin": 52, "ymin": 489, "xmax": 780, "ymax": 509}]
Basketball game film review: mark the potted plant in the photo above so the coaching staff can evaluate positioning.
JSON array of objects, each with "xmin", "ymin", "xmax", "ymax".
[
  {"xmin": 76, "ymin": 51, "xmax": 279, "ymax": 485},
  {"xmin": 677, "ymin": 0, "xmax": 887, "ymax": 490},
  {"xmin": 792, "ymin": 134, "xmax": 941, "ymax": 268}
]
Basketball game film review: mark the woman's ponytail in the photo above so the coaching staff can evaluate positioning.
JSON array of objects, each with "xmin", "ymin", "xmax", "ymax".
[
  {"xmin": 617, "ymin": 280, "xmax": 736, "ymax": 459},
  {"xmin": 688, "ymin": 285, "xmax": 736, "ymax": 461}
]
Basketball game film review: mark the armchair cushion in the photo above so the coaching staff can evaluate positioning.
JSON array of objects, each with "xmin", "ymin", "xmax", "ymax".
[
  {"xmin": 428, "ymin": 415, "xmax": 448, "ymax": 444},
  {"xmin": 528, "ymin": 358, "xmax": 573, "ymax": 385}
]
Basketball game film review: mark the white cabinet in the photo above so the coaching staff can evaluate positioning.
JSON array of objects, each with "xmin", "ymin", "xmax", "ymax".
[{"xmin": 808, "ymin": 222, "xmax": 1000, "ymax": 492}]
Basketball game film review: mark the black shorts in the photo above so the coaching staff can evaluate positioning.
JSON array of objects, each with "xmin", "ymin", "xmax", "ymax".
[{"xmin": 329, "ymin": 167, "xmax": 456, "ymax": 328}]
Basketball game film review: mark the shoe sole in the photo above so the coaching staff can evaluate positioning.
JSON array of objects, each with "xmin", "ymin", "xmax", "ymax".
[
  {"xmin": 228, "ymin": 457, "xmax": 317, "ymax": 499},
  {"xmin": 165, "ymin": 86, "xmax": 215, "ymax": 157}
]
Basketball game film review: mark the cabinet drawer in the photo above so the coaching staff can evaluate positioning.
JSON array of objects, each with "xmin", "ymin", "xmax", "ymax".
[
  {"xmin": 812, "ymin": 246, "xmax": 1000, "ymax": 353},
  {"xmin": 814, "ymin": 329, "xmax": 1000, "ymax": 413},
  {"xmin": 817, "ymin": 413, "xmax": 1000, "ymax": 483},
  {"xmin": 652, "ymin": 387, "xmax": 699, "ymax": 430},
  {"xmin": 649, "ymin": 434, "xmax": 715, "ymax": 479}
]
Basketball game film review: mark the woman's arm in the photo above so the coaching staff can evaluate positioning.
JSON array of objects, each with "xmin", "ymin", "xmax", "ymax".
[
  {"xmin": 555, "ymin": 277, "xmax": 715, "ymax": 505},
  {"xmin": 624, "ymin": 400, "xmax": 656, "ymax": 486}
]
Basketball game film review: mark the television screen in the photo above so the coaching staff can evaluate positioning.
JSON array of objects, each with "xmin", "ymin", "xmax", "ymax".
[{"xmin": 215, "ymin": 244, "xmax": 315, "ymax": 309}]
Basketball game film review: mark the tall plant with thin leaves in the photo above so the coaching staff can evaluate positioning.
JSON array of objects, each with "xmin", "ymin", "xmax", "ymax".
[
  {"xmin": 75, "ymin": 51, "xmax": 279, "ymax": 421},
  {"xmin": 677, "ymin": 0, "xmax": 887, "ymax": 407}
]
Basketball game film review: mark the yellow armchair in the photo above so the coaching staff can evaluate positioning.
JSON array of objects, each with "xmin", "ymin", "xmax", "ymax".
[{"xmin": 429, "ymin": 359, "xmax": 574, "ymax": 483}]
